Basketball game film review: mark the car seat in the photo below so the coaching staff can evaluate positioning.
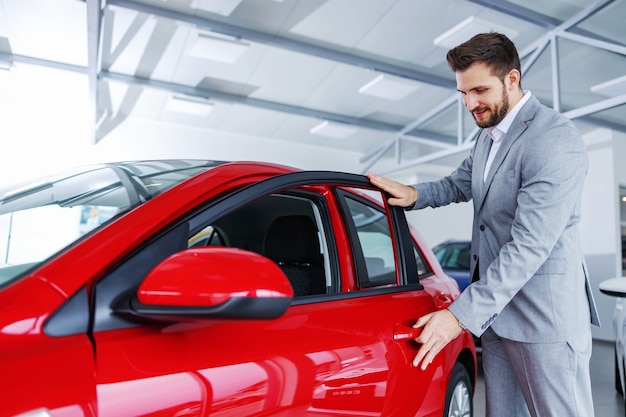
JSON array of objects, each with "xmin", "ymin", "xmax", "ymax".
[{"xmin": 264, "ymin": 215, "xmax": 326, "ymax": 297}]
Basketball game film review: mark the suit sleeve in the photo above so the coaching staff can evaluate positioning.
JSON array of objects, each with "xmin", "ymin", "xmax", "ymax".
[{"xmin": 411, "ymin": 146, "xmax": 475, "ymax": 209}]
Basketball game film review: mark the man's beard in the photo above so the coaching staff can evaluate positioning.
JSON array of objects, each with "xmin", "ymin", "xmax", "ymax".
[{"xmin": 473, "ymin": 88, "xmax": 510, "ymax": 128}]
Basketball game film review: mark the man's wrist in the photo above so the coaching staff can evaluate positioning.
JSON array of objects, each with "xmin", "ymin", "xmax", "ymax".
[{"xmin": 457, "ymin": 318, "xmax": 467, "ymax": 330}]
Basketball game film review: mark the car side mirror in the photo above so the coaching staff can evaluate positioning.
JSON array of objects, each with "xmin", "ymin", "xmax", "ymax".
[
  {"xmin": 599, "ymin": 277, "xmax": 626, "ymax": 298},
  {"xmin": 113, "ymin": 247, "xmax": 294, "ymax": 322}
]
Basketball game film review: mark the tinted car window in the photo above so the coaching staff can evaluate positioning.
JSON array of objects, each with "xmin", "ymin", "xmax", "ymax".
[
  {"xmin": 343, "ymin": 196, "xmax": 396, "ymax": 286},
  {"xmin": 190, "ymin": 192, "xmax": 330, "ymax": 297}
]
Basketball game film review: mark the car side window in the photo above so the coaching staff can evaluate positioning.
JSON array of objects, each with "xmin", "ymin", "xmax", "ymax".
[
  {"xmin": 187, "ymin": 192, "xmax": 331, "ymax": 298},
  {"xmin": 341, "ymin": 193, "xmax": 397, "ymax": 287},
  {"xmin": 338, "ymin": 188, "xmax": 431, "ymax": 287},
  {"xmin": 412, "ymin": 245, "xmax": 431, "ymax": 278}
]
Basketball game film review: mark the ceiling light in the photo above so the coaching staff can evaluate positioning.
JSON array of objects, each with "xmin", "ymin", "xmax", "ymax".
[
  {"xmin": 358, "ymin": 74, "xmax": 421, "ymax": 101},
  {"xmin": 591, "ymin": 75, "xmax": 626, "ymax": 98},
  {"xmin": 188, "ymin": 32, "xmax": 249, "ymax": 63},
  {"xmin": 190, "ymin": 0, "xmax": 244, "ymax": 16},
  {"xmin": 309, "ymin": 121, "xmax": 358, "ymax": 139},
  {"xmin": 434, "ymin": 16, "xmax": 518, "ymax": 49},
  {"xmin": 166, "ymin": 95, "xmax": 214, "ymax": 116}
]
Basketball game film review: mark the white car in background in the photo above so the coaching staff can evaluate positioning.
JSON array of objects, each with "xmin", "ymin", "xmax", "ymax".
[{"xmin": 599, "ymin": 277, "xmax": 626, "ymax": 399}]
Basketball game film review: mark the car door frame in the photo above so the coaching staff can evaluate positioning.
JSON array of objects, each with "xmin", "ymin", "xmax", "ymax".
[{"xmin": 192, "ymin": 170, "xmax": 422, "ymax": 289}]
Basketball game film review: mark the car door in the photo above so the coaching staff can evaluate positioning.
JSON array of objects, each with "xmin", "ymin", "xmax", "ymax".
[{"xmin": 90, "ymin": 171, "xmax": 445, "ymax": 416}]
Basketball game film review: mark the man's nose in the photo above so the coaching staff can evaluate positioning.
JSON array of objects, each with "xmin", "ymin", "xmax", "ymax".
[{"xmin": 464, "ymin": 95, "xmax": 478, "ymax": 111}]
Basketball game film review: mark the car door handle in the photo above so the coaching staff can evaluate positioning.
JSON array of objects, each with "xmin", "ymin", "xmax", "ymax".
[
  {"xmin": 435, "ymin": 293, "xmax": 453, "ymax": 309},
  {"xmin": 393, "ymin": 323, "xmax": 422, "ymax": 342}
]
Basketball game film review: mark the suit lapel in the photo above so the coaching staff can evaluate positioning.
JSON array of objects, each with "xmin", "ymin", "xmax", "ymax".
[
  {"xmin": 473, "ymin": 130, "xmax": 491, "ymax": 210},
  {"xmin": 478, "ymin": 96, "xmax": 540, "ymax": 211}
]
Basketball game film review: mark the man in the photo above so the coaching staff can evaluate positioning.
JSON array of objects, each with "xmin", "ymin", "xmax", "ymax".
[{"xmin": 368, "ymin": 32, "xmax": 599, "ymax": 417}]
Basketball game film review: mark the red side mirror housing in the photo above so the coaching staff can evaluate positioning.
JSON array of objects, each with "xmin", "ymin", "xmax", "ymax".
[{"xmin": 114, "ymin": 247, "xmax": 294, "ymax": 322}]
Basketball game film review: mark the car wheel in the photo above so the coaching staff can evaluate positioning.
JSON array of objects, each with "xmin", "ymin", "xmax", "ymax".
[
  {"xmin": 616, "ymin": 346, "xmax": 624, "ymax": 395},
  {"xmin": 443, "ymin": 362, "xmax": 473, "ymax": 417}
]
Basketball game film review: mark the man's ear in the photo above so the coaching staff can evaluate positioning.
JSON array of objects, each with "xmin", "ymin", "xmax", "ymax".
[{"xmin": 506, "ymin": 69, "xmax": 521, "ymax": 90}]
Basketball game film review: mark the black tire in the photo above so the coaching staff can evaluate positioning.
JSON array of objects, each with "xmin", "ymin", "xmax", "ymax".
[{"xmin": 443, "ymin": 362, "xmax": 473, "ymax": 417}]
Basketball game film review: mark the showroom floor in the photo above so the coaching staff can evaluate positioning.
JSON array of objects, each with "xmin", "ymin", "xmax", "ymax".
[{"xmin": 472, "ymin": 339, "xmax": 624, "ymax": 416}]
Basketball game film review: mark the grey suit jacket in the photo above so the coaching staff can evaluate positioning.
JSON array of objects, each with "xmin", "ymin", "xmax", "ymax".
[{"xmin": 413, "ymin": 95, "xmax": 600, "ymax": 343}]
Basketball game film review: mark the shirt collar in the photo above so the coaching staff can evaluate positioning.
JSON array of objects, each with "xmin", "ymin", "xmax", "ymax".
[{"xmin": 486, "ymin": 90, "xmax": 532, "ymax": 143}]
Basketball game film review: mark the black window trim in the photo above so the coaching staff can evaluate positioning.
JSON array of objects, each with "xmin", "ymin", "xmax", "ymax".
[{"xmin": 178, "ymin": 170, "xmax": 423, "ymax": 290}]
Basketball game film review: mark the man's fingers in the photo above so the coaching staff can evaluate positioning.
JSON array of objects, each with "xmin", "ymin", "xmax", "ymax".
[
  {"xmin": 411, "ymin": 313, "xmax": 434, "ymax": 368},
  {"xmin": 413, "ymin": 343, "xmax": 439, "ymax": 370},
  {"xmin": 368, "ymin": 172, "xmax": 399, "ymax": 191},
  {"xmin": 411, "ymin": 310, "xmax": 460, "ymax": 369},
  {"xmin": 388, "ymin": 197, "xmax": 406, "ymax": 206},
  {"xmin": 367, "ymin": 172, "xmax": 418, "ymax": 208},
  {"xmin": 413, "ymin": 312, "xmax": 434, "ymax": 330},
  {"xmin": 412, "ymin": 345, "xmax": 428, "ymax": 368}
]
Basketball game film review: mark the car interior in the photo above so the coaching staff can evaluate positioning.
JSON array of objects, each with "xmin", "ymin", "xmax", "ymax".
[{"xmin": 189, "ymin": 192, "xmax": 331, "ymax": 297}]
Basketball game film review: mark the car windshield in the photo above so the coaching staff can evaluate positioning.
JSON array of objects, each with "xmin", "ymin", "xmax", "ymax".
[{"xmin": 0, "ymin": 159, "xmax": 223, "ymax": 286}]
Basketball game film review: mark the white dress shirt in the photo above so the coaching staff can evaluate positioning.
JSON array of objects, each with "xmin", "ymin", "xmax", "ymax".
[{"xmin": 484, "ymin": 91, "xmax": 532, "ymax": 182}]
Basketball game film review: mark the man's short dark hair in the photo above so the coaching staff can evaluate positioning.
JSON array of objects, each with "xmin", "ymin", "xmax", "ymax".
[{"xmin": 446, "ymin": 32, "xmax": 522, "ymax": 84}]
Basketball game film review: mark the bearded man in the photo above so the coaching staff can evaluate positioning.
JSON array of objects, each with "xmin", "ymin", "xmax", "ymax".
[{"xmin": 368, "ymin": 32, "xmax": 599, "ymax": 417}]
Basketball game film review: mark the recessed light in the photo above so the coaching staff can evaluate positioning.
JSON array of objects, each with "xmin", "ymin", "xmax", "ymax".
[
  {"xmin": 166, "ymin": 95, "xmax": 214, "ymax": 116},
  {"xmin": 358, "ymin": 74, "xmax": 421, "ymax": 101},
  {"xmin": 434, "ymin": 16, "xmax": 518, "ymax": 49},
  {"xmin": 188, "ymin": 32, "xmax": 249, "ymax": 63},
  {"xmin": 309, "ymin": 121, "xmax": 358, "ymax": 139},
  {"xmin": 190, "ymin": 0, "xmax": 244, "ymax": 16},
  {"xmin": 591, "ymin": 75, "xmax": 626, "ymax": 98}
]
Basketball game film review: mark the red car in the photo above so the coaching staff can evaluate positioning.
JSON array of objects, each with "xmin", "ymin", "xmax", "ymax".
[{"xmin": 0, "ymin": 160, "xmax": 476, "ymax": 417}]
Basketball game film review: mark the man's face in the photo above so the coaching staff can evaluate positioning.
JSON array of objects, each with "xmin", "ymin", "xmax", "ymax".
[{"xmin": 456, "ymin": 62, "xmax": 510, "ymax": 128}]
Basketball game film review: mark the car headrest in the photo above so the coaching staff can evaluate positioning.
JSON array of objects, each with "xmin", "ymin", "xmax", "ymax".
[{"xmin": 264, "ymin": 215, "xmax": 320, "ymax": 264}]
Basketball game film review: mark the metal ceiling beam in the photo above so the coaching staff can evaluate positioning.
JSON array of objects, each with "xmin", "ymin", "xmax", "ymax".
[
  {"xmin": 0, "ymin": 51, "xmax": 85, "ymax": 74},
  {"xmin": 106, "ymin": 0, "xmax": 455, "ymax": 90},
  {"xmin": 86, "ymin": 0, "xmax": 104, "ymax": 145},
  {"xmin": 359, "ymin": 94, "xmax": 460, "ymax": 173},
  {"xmin": 579, "ymin": 115, "xmax": 626, "ymax": 135},
  {"xmin": 91, "ymin": 0, "xmax": 458, "ymax": 143},
  {"xmin": 466, "ymin": 0, "xmax": 617, "ymax": 42},
  {"xmin": 558, "ymin": 31, "xmax": 626, "ymax": 56},
  {"xmin": 564, "ymin": 94, "xmax": 626, "ymax": 120},
  {"xmin": 372, "ymin": 0, "xmax": 621, "ymax": 175},
  {"xmin": 0, "ymin": 47, "xmax": 454, "ymax": 143},
  {"xmin": 100, "ymin": 70, "xmax": 454, "ymax": 142},
  {"xmin": 465, "ymin": 0, "xmax": 561, "ymax": 28}
]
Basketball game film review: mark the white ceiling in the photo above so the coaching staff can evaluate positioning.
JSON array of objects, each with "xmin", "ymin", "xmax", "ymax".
[{"xmin": 0, "ymin": 0, "xmax": 625, "ymax": 175}]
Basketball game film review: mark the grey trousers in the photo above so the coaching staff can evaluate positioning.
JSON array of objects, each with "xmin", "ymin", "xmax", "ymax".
[{"xmin": 481, "ymin": 326, "xmax": 595, "ymax": 417}]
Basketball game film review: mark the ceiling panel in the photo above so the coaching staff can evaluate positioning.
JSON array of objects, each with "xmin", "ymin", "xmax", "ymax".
[{"xmin": 0, "ymin": 0, "xmax": 624, "ymax": 176}]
